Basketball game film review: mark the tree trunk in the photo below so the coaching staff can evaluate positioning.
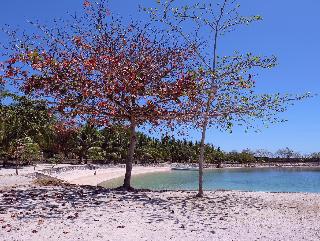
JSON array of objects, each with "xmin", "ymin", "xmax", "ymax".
[
  {"xmin": 196, "ymin": 73, "xmax": 218, "ymax": 198},
  {"xmin": 196, "ymin": 119, "xmax": 208, "ymax": 197},
  {"xmin": 3, "ymin": 159, "xmax": 7, "ymax": 168},
  {"xmin": 15, "ymin": 159, "xmax": 19, "ymax": 175},
  {"xmin": 78, "ymin": 155, "xmax": 83, "ymax": 164},
  {"xmin": 123, "ymin": 120, "xmax": 137, "ymax": 190}
]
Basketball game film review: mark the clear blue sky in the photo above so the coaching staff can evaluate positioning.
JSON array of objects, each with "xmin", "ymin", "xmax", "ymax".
[{"xmin": 0, "ymin": 0, "xmax": 319, "ymax": 154}]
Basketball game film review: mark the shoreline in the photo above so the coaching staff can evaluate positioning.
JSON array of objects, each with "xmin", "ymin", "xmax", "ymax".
[
  {"xmin": 1, "ymin": 163, "xmax": 320, "ymax": 189},
  {"xmin": 52, "ymin": 166, "xmax": 171, "ymax": 186}
]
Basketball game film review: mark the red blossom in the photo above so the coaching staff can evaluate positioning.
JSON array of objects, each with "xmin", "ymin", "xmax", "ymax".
[{"xmin": 83, "ymin": 0, "xmax": 91, "ymax": 8}]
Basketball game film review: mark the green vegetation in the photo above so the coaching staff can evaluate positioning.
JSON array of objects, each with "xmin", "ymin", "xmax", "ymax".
[
  {"xmin": 0, "ymin": 92, "xmax": 243, "ymax": 165},
  {"xmin": 0, "ymin": 93, "xmax": 317, "ymax": 169}
]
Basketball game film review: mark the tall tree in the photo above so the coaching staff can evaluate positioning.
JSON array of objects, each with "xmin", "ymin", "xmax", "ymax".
[
  {"xmin": 1, "ymin": 1, "xmax": 199, "ymax": 190},
  {"xmin": 146, "ymin": 0, "xmax": 310, "ymax": 196}
]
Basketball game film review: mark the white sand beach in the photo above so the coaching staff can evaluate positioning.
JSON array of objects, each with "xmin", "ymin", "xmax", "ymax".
[
  {"xmin": 1, "ymin": 165, "xmax": 320, "ymax": 241},
  {"xmin": 0, "ymin": 165, "xmax": 170, "ymax": 188},
  {"xmin": 52, "ymin": 166, "xmax": 171, "ymax": 186}
]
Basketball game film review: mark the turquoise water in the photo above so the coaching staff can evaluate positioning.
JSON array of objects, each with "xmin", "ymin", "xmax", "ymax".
[{"xmin": 100, "ymin": 167, "xmax": 320, "ymax": 193}]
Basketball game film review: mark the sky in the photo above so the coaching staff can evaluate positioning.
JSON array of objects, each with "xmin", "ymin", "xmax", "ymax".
[{"xmin": 0, "ymin": 0, "xmax": 319, "ymax": 154}]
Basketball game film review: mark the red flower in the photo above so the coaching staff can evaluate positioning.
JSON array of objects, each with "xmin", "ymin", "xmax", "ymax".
[{"xmin": 83, "ymin": 0, "xmax": 91, "ymax": 7}]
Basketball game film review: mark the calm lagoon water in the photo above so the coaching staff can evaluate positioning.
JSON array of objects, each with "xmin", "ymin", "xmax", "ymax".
[{"xmin": 100, "ymin": 167, "xmax": 320, "ymax": 193}]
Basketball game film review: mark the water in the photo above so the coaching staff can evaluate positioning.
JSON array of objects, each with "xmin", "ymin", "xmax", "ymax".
[{"xmin": 100, "ymin": 167, "xmax": 320, "ymax": 193}]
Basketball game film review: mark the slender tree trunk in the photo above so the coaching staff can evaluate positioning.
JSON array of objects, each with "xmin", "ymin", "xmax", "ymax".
[
  {"xmin": 196, "ymin": 114, "xmax": 209, "ymax": 197},
  {"xmin": 123, "ymin": 120, "xmax": 137, "ymax": 190},
  {"xmin": 78, "ymin": 154, "xmax": 84, "ymax": 164},
  {"xmin": 197, "ymin": 134, "xmax": 205, "ymax": 196},
  {"xmin": 15, "ymin": 159, "xmax": 19, "ymax": 175},
  {"xmin": 3, "ymin": 159, "xmax": 7, "ymax": 168}
]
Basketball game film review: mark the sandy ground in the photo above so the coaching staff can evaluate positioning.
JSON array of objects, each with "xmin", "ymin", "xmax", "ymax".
[
  {"xmin": 0, "ymin": 185, "xmax": 320, "ymax": 241},
  {"xmin": 1, "ymin": 165, "xmax": 320, "ymax": 240},
  {"xmin": 0, "ymin": 165, "xmax": 170, "ymax": 188},
  {"xmin": 0, "ymin": 164, "xmax": 71, "ymax": 176},
  {"xmin": 51, "ymin": 166, "xmax": 171, "ymax": 186},
  {"xmin": 0, "ymin": 164, "xmax": 74, "ymax": 189}
]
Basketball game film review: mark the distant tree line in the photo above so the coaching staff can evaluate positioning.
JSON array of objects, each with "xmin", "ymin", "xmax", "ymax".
[{"xmin": 1, "ymin": 93, "xmax": 318, "ymax": 170}]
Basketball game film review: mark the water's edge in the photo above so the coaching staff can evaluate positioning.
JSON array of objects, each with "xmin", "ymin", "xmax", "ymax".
[{"xmin": 99, "ymin": 167, "xmax": 320, "ymax": 193}]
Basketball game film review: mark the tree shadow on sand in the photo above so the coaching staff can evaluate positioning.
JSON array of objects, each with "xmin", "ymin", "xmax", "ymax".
[{"xmin": 0, "ymin": 184, "xmax": 266, "ymax": 229}]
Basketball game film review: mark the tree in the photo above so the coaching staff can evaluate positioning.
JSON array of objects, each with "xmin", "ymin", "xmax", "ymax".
[
  {"xmin": 1, "ymin": 1, "xmax": 199, "ymax": 190},
  {"xmin": 74, "ymin": 123, "xmax": 103, "ymax": 164},
  {"xmin": 101, "ymin": 126, "xmax": 130, "ymax": 163},
  {"xmin": 309, "ymin": 152, "xmax": 320, "ymax": 160},
  {"xmin": 146, "ymin": 0, "xmax": 310, "ymax": 197},
  {"xmin": 0, "ymin": 85, "xmax": 5, "ymax": 156},
  {"xmin": 0, "ymin": 93, "xmax": 53, "ymax": 166},
  {"xmin": 238, "ymin": 150, "xmax": 256, "ymax": 164},
  {"xmin": 276, "ymin": 147, "xmax": 296, "ymax": 159},
  {"xmin": 87, "ymin": 146, "xmax": 105, "ymax": 161},
  {"xmin": 10, "ymin": 137, "xmax": 41, "ymax": 175},
  {"xmin": 255, "ymin": 149, "xmax": 274, "ymax": 158},
  {"xmin": 50, "ymin": 121, "xmax": 79, "ymax": 160}
]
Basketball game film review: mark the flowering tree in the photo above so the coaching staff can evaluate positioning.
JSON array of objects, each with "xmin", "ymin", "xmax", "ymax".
[
  {"xmin": 0, "ymin": 1, "xmax": 199, "ymax": 189},
  {"xmin": 146, "ymin": 0, "xmax": 310, "ymax": 196}
]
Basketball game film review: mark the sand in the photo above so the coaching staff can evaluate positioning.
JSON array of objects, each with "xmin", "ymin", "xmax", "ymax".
[
  {"xmin": 1, "ymin": 186, "xmax": 320, "ymax": 241},
  {"xmin": 1, "ymin": 165, "xmax": 320, "ymax": 240},
  {"xmin": 0, "ymin": 165, "xmax": 170, "ymax": 188},
  {"xmin": 51, "ymin": 166, "xmax": 171, "ymax": 186}
]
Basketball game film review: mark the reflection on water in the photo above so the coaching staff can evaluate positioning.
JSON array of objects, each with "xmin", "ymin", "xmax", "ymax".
[{"xmin": 99, "ymin": 167, "xmax": 320, "ymax": 193}]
